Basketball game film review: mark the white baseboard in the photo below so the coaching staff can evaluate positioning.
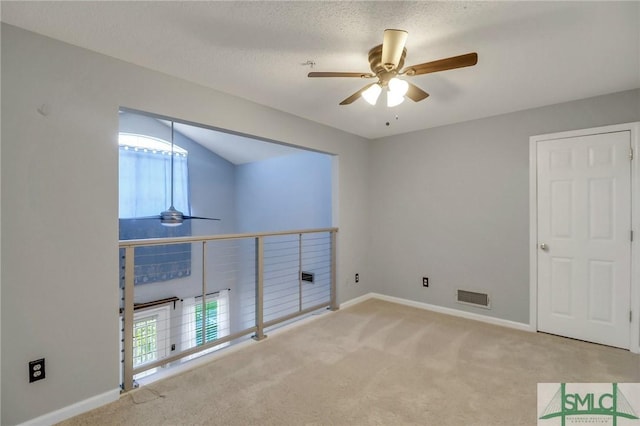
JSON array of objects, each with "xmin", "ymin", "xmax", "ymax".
[
  {"xmin": 18, "ymin": 388, "xmax": 120, "ymax": 426},
  {"xmin": 343, "ymin": 292, "xmax": 533, "ymax": 332},
  {"xmin": 339, "ymin": 293, "xmax": 374, "ymax": 309}
]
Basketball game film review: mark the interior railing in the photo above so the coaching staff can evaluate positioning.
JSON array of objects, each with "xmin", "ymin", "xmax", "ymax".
[{"xmin": 119, "ymin": 228, "xmax": 338, "ymax": 392}]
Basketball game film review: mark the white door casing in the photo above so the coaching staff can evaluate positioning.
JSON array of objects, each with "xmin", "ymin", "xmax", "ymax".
[{"xmin": 530, "ymin": 122, "xmax": 640, "ymax": 353}]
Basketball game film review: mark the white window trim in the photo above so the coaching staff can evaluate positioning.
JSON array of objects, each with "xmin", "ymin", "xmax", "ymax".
[
  {"xmin": 119, "ymin": 132, "xmax": 188, "ymax": 155},
  {"xmin": 132, "ymin": 305, "xmax": 171, "ymax": 379}
]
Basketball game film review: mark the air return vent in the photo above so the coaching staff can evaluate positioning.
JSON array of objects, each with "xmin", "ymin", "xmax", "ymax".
[{"xmin": 456, "ymin": 289, "xmax": 490, "ymax": 309}]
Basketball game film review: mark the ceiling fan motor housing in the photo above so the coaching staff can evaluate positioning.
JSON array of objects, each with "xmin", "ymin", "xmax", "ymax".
[
  {"xmin": 368, "ymin": 44, "xmax": 407, "ymax": 85},
  {"xmin": 161, "ymin": 206, "xmax": 184, "ymax": 226}
]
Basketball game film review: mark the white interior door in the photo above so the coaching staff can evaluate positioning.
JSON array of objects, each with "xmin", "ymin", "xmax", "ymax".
[{"xmin": 536, "ymin": 130, "xmax": 631, "ymax": 349}]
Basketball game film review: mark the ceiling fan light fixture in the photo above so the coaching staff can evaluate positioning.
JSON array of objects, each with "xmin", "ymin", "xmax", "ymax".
[
  {"xmin": 362, "ymin": 83, "xmax": 382, "ymax": 105},
  {"xmin": 388, "ymin": 77, "xmax": 409, "ymax": 97},
  {"xmin": 161, "ymin": 221, "xmax": 183, "ymax": 227},
  {"xmin": 387, "ymin": 90, "xmax": 405, "ymax": 107}
]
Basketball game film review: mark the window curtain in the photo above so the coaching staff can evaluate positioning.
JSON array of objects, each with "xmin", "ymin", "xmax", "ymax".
[
  {"xmin": 181, "ymin": 297, "xmax": 197, "ymax": 355},
  {"xmin": 119, "ymin": 147, "xmax": 190, "ymax": 218},
  {"xmin": 217, "ymin": 289, "xmax": 230, "ymax": 339}
]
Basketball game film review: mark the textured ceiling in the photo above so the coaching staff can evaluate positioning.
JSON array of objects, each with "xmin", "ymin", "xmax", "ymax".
[{"xmin": 2, "ymin": 1, "xmax": 639, "ymax": 140}]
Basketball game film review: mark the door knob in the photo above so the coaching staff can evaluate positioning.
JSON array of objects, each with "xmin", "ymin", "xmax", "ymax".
[{"xmin": 540, "ymin": 243, "xmax": 548, "ymax": 251}]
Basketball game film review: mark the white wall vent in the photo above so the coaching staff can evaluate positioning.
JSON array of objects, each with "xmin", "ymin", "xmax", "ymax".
[{"xmin": 456, "ymin": 289, "xmax": 490, "ymax": 309}]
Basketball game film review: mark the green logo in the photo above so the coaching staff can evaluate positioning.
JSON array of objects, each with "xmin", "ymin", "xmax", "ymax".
[{"xmin": 539, "ymin": 383, "xmax": 639, "ymax": 425}]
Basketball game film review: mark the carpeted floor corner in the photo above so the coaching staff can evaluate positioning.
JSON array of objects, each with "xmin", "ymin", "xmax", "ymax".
[{"xmin": 59, "ymin": 299, "xmax": 640, "ymax": 425}]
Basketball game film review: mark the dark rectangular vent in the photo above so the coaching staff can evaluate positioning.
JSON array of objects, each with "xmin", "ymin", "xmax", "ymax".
[
  {"xmin": 457, "ymin": 289, "xmax": 490, "ymax": 309},
  {"xmin": 301, "ymin": 272, "xmax": 314, "ymax": 283}
]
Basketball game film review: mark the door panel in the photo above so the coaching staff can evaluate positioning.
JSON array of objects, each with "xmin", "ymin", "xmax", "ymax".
[
  {"xmin": 587, "ymin": 260, "xmax": 614, "ymax": 323},
  {"xmin": 550, "ymin": 257, "xmax": 573, "ymax": 316},
  {"xmin": 588, "ymin": 178, "xmax": 614, "ymax": 239},
  {"xmin": 551, "ymin": 180, "xmax": 573, "ymax": 238},
  {"xmin": 537, "ymin": 131, "xmax": 631, "ymax": 349}
]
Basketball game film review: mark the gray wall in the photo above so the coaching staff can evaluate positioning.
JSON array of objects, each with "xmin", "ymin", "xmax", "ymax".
[
  {"xmin": 236, "ymin": 151, "xmax": 332, "ymax": 233},
  {"xmin": 1, "ymin": 24, "xmax": 370, "ymax": 425},
  {"xmin": 369, "ymin": 89, "xmax": 640, "ymax": 324}
]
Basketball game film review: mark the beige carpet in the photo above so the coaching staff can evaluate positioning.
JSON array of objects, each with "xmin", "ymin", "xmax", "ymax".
[{"xmin": 60, "ymin": 299, "xmax": 639, "ymax": 425}]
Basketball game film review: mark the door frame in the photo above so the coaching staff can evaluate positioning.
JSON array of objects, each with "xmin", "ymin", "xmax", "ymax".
[{"xmin": 529, "ymin": 122, "xmax": 640, "ymax": 353}]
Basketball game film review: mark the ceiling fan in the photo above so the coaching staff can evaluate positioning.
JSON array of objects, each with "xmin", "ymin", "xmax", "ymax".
[
  {"xmin": 308, "ymin": 29, "xmax": 478, "ymax": 107},
  {"xmin": 123, "ymin": 121, "xmax": 220, "ymax": 227}
]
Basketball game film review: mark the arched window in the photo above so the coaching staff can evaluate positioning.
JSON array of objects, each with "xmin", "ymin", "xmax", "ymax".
[{"xmin": 118, "ymin": 133, "xmax": 190, "ymax": 218}]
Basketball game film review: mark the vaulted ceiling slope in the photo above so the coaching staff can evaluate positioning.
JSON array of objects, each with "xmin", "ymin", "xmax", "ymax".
[{"xmin": 2, "ymin": 1, "xmax": 639, "ymax": 139}]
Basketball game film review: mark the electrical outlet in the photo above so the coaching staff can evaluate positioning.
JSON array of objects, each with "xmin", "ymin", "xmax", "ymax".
[
  {"xmin": 423, "ymin": 277, "xmax": 429, "ymax": 287},
  {"xmin": 355, "ymin": 273, "xmax": 360, "ymax": 283},
  {"xmin": 29, "ymin": 358, "xmax": 45, "ymax": 383}
]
